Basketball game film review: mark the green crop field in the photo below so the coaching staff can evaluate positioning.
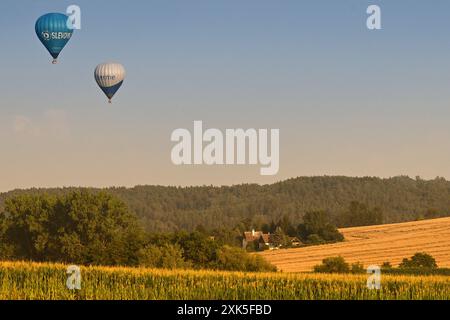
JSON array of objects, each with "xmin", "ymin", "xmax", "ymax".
[{"xmin": 0, "ymin": 261, "xmax": 449, "ymax": 300}]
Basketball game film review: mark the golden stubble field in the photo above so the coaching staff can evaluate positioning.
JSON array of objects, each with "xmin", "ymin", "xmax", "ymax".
[{"xmin": 260, "ymin": 217, "xmax": 450, "ymax": 272}]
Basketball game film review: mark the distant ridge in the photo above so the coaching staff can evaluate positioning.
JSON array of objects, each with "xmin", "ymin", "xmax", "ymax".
[{"xmin": 1, "ymin": 176, "xmax": 450, "ymax": 232}]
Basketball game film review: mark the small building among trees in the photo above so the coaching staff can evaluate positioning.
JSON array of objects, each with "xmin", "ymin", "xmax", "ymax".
[{"xmin": 242, "ymin": 229, "xmax": 275, "ymax": 251}]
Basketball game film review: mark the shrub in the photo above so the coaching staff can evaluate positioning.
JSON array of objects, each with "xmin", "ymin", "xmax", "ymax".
[
  {"xmin": 314, "ymin": 256, "xmax": 350, "ymax": 273},
  {"xmin": 215, "ymin": 246, "xmax": 276, "ymax": 272},
  {"xmin": 306, "ymin": 234, "xmax": 325, "ymax": 245},
  {"xmin": 350, "ymin": 262, "xmax": 365, "ymax": 274}
]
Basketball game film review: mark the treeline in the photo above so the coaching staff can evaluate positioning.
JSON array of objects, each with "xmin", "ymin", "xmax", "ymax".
[
  {"xmin": 0, "ymin": 191, "xmax": 275, "ymax": 272},
  {"xmin": 313, "ymin": 253, "xmax": 450, "ymax": 276},
  {"xmin": 1, "ymin": 176, "xmax": 450, "ymax": 232}
]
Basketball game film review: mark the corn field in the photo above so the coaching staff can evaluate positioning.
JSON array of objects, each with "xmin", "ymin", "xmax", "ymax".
[{"xmin": 0, "ymin": 261, "xmax": 449, "ymax": 300}]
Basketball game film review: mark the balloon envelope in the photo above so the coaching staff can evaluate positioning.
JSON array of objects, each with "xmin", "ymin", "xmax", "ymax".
[
  {"xmin": 94, "ymin": 63, "xmax": 126, "ymax": 102},
  {"xmin": 35, "ymin": 13, "xmax": 73, "ymax": 63}
]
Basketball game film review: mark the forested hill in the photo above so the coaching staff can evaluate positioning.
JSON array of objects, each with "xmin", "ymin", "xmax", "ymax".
[{"xmin": 1, "ymin": 176, "xmax": 450, "ymax": 232}]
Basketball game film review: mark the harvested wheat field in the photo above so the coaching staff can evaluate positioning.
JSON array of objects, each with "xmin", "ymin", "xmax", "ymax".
[{"xmin": 260, "ymin": 217, "xmax": 450, "ymax": 272}]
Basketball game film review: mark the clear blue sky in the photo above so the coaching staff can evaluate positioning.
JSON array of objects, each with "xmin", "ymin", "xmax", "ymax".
[{"xmin": 1, "ymin": 0, "xmax": 450, "ymax": 191}]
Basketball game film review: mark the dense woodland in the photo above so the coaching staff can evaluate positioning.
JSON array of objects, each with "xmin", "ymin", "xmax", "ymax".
[
  {"xmin": 1, "ymin": 176, "xmax": 449, "ymax": 233},
  {"xmin": 0, "ymin": 191, "xmax": 275, "ymax": 271}
]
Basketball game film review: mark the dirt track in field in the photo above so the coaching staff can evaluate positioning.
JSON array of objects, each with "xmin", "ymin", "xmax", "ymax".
[{"xmin": 260, "ymin": 217, "xmax": 450, "ymax": 272}]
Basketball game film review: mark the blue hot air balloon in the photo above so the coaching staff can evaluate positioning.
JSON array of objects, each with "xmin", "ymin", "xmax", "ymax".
[{"xmin": 35, "ymin": 13, "xmax": 74, "ymax": 64}]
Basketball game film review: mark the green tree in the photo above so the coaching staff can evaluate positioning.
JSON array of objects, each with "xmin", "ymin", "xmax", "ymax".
[
  {"xmin": 277, "ymin": 215, "xmax": 296, "ymax": 236},
  {"xmin": 314, "ymin": 256, "xmax": 350, "ymax": 273},
  {"xmin": 298, "ymin": 211, "xmax": 343, "ymax": 243},
  {"xmin": 399, "ymin": 253, "xmax": 438, "ymax": 269},
  {"xmin": 271, "ymin": 227, "xmax": 290, "ymax": 248},
  {"xmin": 175, "ymin": 231, "xmax": 219, "ymax": 267},
  {"xmin": 0, "ymin": 191, "xmax": 144, "ymax": 266},
  {"xmin": 337, "ymin": 202, "xmax": 383, "ymax": 227},
  {"xmin": 211, "ymin": 227, "xmax": 242, "ymax": 247},
  {"xmin": 0, "ymin": 214, "xmax": 14, "ymax": 260},
  {"xmin": 138, "ymin": 243, "xmax": 188, "ymax": 269}
]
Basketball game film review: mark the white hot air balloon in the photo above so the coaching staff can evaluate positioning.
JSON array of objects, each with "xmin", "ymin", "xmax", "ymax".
[{"xmin": 94, "ymin": 62, "xmax": 126, "ymax": 103}]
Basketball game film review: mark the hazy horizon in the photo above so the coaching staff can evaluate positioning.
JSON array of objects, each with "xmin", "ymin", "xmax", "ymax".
[{"xmin": 2, "ymin": 0, "xmax": 450, "ymax": 192}]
